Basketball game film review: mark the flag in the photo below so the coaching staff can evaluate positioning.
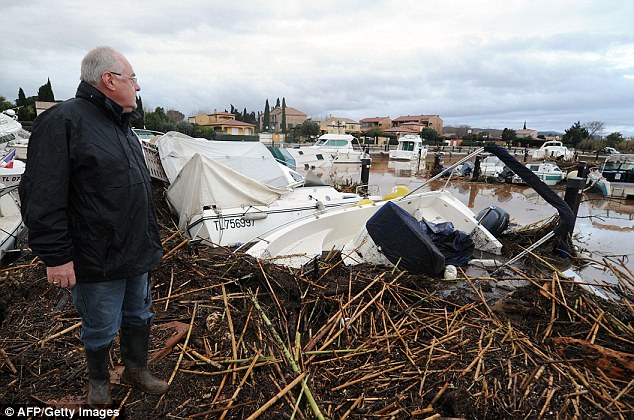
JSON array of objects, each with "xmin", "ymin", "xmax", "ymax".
[{"xmin": 0, "ymin": 149, "xmax": 16, "ymax": 169}]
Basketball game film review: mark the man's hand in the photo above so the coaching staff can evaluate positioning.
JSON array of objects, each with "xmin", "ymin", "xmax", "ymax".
[{"xmin": 47, "ymin": 261, "xmax": 76, "ymax": 289}]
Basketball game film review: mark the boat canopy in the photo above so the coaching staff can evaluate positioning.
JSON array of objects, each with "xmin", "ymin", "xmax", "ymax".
[
  {"xmin": 156, "ymin": 132, "xmax": 294, "ymax": 229},
  {"xmin": 156, "ymin": 131, "xmax": 294, "ymax": 188},
  {"xmin": 166, "ymin": 153, "xmax": 289, "ymax": 230}
]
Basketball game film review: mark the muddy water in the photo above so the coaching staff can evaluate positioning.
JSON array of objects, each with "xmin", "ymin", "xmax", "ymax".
[{"xmin": 301, "ymin": 155, "xmax": 633, "ymax": 285}]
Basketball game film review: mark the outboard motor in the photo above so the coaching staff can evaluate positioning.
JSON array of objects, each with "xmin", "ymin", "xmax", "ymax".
[
  {"xmin": 476, "ymin": 206, "xmax": 510, "ymax": 237},
  {"xmin": 495, "ymin": 166, "xmax": 515, "ymax": 183}
]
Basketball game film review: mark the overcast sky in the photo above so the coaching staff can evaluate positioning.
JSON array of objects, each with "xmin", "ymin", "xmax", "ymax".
[{"xmin": 3, "ymin": 0, "xmax": 633, "ymax": 135}]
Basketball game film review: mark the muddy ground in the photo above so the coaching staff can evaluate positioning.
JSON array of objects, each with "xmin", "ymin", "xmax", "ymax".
[{"xmin": 0, "ymin": 182, "xmax": 632, "ymax": 419}]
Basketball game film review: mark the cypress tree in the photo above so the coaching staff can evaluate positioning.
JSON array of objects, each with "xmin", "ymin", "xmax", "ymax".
[
  {"xmin": 263, "ymin": 100, "xmax": 270, "ymax": 131},
  {"xmin": 281, "ymin": 97, "xmax": 287, "ymax": 133}
]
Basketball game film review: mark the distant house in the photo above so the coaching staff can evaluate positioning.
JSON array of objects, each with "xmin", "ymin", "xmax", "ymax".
[
  {"xmin": 267, "ymin": 106, "xmax": 308, "ymax": 133},
  {"xmin": 35, "ymin": 101, "xmax": 58, "ymax": 116},
  {"xmin": 516, "ymin": 128, "xmax": 539, "ymax": 139},
  {"xmin": 360, "ymin": 116, "xmax": 392, "ymax": 131},
  {"xmin": 190, "ymin": 111, "xmax": 255, "ymax": 135},
  {"xmin": 319, "ymin": 115, "xmax": 361, "ymax": 134},
  {"xmin": 392, "ymin": 114, "xmax": 443, "ymax": 134}
]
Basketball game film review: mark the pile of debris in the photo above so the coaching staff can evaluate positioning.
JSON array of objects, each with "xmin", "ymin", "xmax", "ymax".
[{"xmin": 0, "ymin": 186, "xmax": 632, "ymax": 419}]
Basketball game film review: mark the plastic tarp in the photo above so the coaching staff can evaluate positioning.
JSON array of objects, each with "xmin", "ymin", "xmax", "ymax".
[
  {"xmin": 166, "ymin": 153, "xmax": 288, "ymax": 230},
  {"xmin": 366, "ymin": 202, "xmax": 446, "ymax": 275},
  {"xmin": 419, "ymin": 220, "xmax": 475, "ymax": 266},
  {"xmin": 156, "ymin": 131, "xmax": 293, "ymax": 188}
]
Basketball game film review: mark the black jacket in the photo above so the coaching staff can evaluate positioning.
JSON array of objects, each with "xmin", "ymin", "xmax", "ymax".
[{"xmin": 19, "ymin": 82, "xmax": 163, "ymax": 282}]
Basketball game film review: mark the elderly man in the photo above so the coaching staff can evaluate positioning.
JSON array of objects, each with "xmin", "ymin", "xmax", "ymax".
[{"xmin": 19, "ymin": 46, "xmax": 167, "ymax": 406}]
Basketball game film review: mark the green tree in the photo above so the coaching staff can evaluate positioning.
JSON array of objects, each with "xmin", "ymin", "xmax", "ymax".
[
  {"xmin": 562, "ymin": 121, "xmax": 589, "ymax": 147},
  {"xmin": 501, "ymin": 128, "xmax": 517, "ymax": 143},
  {"xmin": 299, "ymin": 119, "xmax": 320, "ymax": 139},
  {"xmin": 16, "ymin": 88, "xmax": 27, "ymax": 108},
  {"xmin": 605, "ymin": 132, "xmax": 623, "ymax": 148},
  {"xmin": 166, "ymin": 109, "xmax": 185, "ymax": 123},
  {"xmin": 131, "ymin": 96, "xmax": 145, "ymax": 128},
  {"xmin": 37, "ymin": 78, "xmax": 55, "ymax": 102},
  {"xmin": 420, "ymin": 127, "xmax": 439, "ymax": 145},
  {"xmin": 263, "ymin": 100, "xmax": 270, "ymax": 132},
  {"xmin": 0, "ymin": 96, "xmax": 13, "ymax": 112},
  {"xmin": 281, "ymin": 97, "xmax": 287, "ymax": 133}
]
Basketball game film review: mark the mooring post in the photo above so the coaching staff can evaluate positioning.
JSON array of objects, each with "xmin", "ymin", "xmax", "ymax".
[
  {"xmin": 563, "ymin": 176, "xmax": 585, "ymax": 234},
  {"xmin": 472, "ymin": 154, "xmax": 481, "ymax": 181},
  {"xmin": 360, "ymin": 157, "xmax": 371, "ymax": 194},
  {"xmin": 577, "ymin": 161, "xmax": 587, "ymax": 179}
]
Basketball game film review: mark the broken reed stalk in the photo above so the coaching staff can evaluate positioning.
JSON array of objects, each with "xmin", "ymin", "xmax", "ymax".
[
  {"xmin": 163, "ymin": 265, "xmax": 175, "ymax": 311},
  {"xmin": 219, "ymin": 351, "xmax": 261, "ymax": 420},
  {"xmin": 247, "ymin": 289, "xmax": 324, "ymax": 420},
  {"xmin": 168, "ymin": 303, "xmax": 197, "ymax": 386},
  {"xmin": 246, "ymin": 371, "xmax": 308, "ymax": 420},
  {"xmin": 221, "ymin": 283, "xmax": 238, "ymax": 384},
  {"xmin": 37, "ymin": 321, "xmax": 81, "ymax": 346},
  {"xmin": 162, "ymin": 238, "xmax": 190, "ymax": 260}
]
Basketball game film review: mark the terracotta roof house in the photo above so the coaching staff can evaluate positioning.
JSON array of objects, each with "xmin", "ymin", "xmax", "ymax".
[
  {"xmin": 268, "ymin": 106, "xmax": 308, "ymax": 132},
  {"xmin": 190, "ymin": 111, "xmax": 255, "ymax": 135},
  {"xmin": 392, "ymin": 114, "xmax": 443, "ymax": 134},
  {"xmin": 360, "ymin": 117, "xmax": 392, "ymax": 131},
  {"xmin": 319, "ymin": 115, "xmax": 361, "ymax": 134}
]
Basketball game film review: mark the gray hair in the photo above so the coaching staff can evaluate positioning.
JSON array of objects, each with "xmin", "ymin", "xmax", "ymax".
[{"xmin": 80, "ymin": 46, "xmax": 124, "ymax": 86}]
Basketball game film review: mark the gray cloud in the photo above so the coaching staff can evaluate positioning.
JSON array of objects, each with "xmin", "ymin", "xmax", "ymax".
[{"xmin": 2, "ymin": 0, "xmax": 633, "ymax": 136}]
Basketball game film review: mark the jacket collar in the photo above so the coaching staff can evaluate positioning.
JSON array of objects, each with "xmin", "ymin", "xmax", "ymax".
[{"xmin": 75, "ymin": 81, "xmax": 140, "ymax": 126}]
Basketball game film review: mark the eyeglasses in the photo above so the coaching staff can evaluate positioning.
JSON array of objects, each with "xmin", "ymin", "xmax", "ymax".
[{"xmin": 109, "ymin": 71, "xmax": 138, "ymax": 84}]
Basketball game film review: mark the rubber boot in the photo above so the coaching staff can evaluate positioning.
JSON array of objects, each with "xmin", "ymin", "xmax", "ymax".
[
  {"xmin": 85, "ymin": 344, "xmax": 112, "ymax": 407},
  {"xmin": 119, "ymin": 324, "xmax": 169, "ymax": 395}
]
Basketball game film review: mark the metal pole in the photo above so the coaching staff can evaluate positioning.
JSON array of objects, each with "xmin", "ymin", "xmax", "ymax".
[
  {"xmin": 563, "ymin": 177, "xmax": 584, "ymax": 234},
  {"xmin": 360, "ymin": 157, "xmax": 371, "ymax": 195}
]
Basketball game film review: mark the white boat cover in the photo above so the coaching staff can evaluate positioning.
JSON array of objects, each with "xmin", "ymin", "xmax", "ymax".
[
  {"xmin": 166, "ymin": 153, "xmax": 289, "ymax": 230},
  {"xmin": 156, "ymin": 131, "xmax": 292, "ymax": 188}
]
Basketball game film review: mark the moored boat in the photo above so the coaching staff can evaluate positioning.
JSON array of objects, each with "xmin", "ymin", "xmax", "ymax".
[
  {"xmin": 308, "ymin": 133, "xmax": 365, "ymax": 163},
  {"xmin": 511, "ymin": 162, "xmax": 566, "ymax": 186},
  {"xmin": 531, "ymin": 140, "xmax": 574, "ymax": 161},
  {"xmin": 388, "ymin": 134, "xmax": 427, "ymax": 161},
  {"xmin": 154, "ymin": 132, "xmax": 363, "ymax": 247}
]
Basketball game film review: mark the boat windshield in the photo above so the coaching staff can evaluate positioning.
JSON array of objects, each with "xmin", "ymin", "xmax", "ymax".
[{"xmin": 401, "ymin": 141, "xmax": 415, "ymax": 151}]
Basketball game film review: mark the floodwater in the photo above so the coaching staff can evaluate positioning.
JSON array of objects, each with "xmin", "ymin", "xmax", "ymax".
[{"xmin": 300, "ymin": 154, "xmax": 633, "ymax": 286}]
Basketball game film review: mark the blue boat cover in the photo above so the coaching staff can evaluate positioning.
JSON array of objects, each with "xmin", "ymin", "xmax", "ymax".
[
  {"xmin": 419, "ymin": 219, "xmax": 475, "ymax": 266},
  {"xmin": 366, "ymin": 202, "xmax": 446, "ymax": 275}
]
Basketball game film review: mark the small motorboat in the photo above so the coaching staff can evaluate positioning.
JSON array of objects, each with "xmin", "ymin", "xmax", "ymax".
[
  {"xmin": 512, "ymin": 162, "xmax": 566, "ymax": 186},
  {"xmin": 586, "ymin": 154, "xmax": 634, "ymax": 199},
  {"xmin": 308, "ymin": 134, "xmax": 365, "ymax": 163},
  {"xmin": 388, "ymin": 134, "xmax": 427, "ymax": 161},
  {"xmin": 531, "ymin": 140, "xmax": 574, "ymax": 161}
]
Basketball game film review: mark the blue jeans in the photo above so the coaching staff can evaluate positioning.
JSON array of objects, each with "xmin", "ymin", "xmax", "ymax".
[{"xmin": 71, "ymin": 273, "xmax": 153, "ymax": 351}]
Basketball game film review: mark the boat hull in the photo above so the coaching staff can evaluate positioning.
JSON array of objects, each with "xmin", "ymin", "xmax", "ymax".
[
  {"xmin": 246, "ymin": 190, "xmax": 502, "ymax": 268},
  {"xmin": 187, "ymin": 186, "xmax": 361, "ymax": 247}
]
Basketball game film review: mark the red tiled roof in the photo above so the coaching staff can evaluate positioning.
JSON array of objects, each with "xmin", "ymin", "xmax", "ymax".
[
  {"xmin": 359, "ymin": 117, "xmax": 390, "ymax": 123},
  {"xmin": 392, "ymin": 115, "xmax": 436, "ymax": 122}
]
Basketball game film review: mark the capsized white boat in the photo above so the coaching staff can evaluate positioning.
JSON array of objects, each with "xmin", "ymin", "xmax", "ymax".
[
  {"xmin": 388, "ymin": 134, "xmax": 428, "ymax": 161},
  {"xmin": 586, "ymin": 154, "xmax": 634, "ymax": 199},
  {"xmin": 511, "ymin": 162, "xmax": 566, "ymax": 186},
  {"xmin": 246, "ymin": 186, "xmax": 502, "ymax": 268},
  {"xmin": 309, "ymin": 134, "xmax": 366, "ymax": 163},
  {"xmin": 155, "ymin": 132, "xmax": 363, "ymax": 247},
  {"xmin": 531, "ymin": 140, "xmax": 574, "ymax": 161}
]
